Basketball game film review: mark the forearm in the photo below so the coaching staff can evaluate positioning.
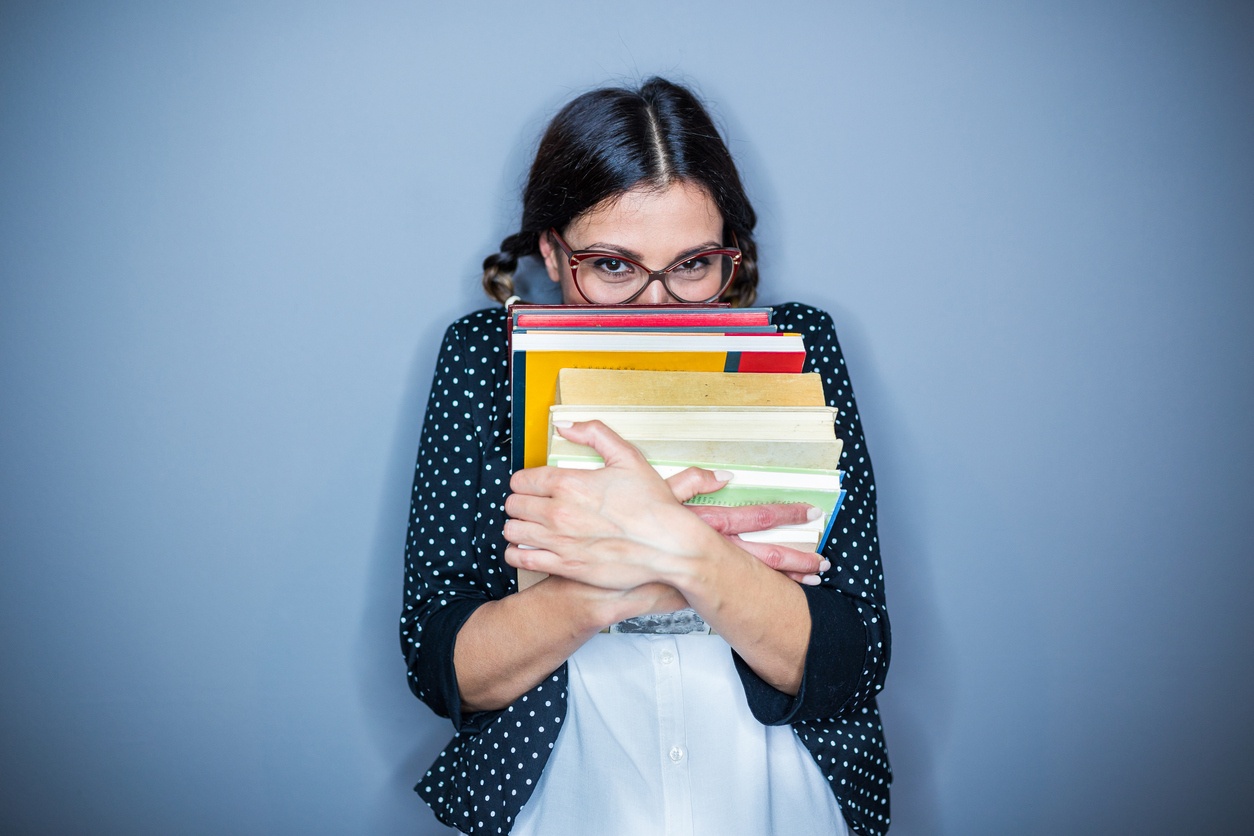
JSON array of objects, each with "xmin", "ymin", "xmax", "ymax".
[
  {"xmin": 671, "ymin": 530, "xmax": 811, "ymax": 695},
  {"xmin": 454, "ymin": 576, "xmax": 621, "ymax": 713}
]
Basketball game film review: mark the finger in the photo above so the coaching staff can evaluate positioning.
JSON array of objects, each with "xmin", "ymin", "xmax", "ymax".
[
  {"xmin": 666, "ymin": 466, "xmax": 732, "ymax": 504},
  {"xmin": 509, "ymin": 464, "xmax": 568, "ymax": 499},
  {"xmin": 691, "ymin": 503, "xmax": 821, "ymax": 535},
  {"xmin": 733, "ymin": 538, "xmax": 832, "ymax": 575},
  {"xmin": 690, "ymin": 504, "xmax": 780, "ymax": 535},
  {"xmin": 553, "ymin": 420, "xmax": 650, "ymax": 471},
  {"xmin": 504, "ymin": 544, "xmax": 644, "ymax": 590},
  {"xmin": 686, "ymin": 504, "xmax": 737, "ymax": 535},
  {"xmin": 503, "ymin": 493, "xmax": 555, "ymax": 525},
  {"xmin": 503, "ymin": 518, "xmax": 568, "ymax": 551},
  {"xmin": 784, "ymin": 572, "xmax": 823, "ymax": 586},
  {"xmin": 504, "ymin": 545, "xmax": 561, "ymax": 572}
]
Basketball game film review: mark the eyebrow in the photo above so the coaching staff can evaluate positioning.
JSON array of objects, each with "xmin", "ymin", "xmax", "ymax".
[{"xmin": 581, "ymin": 241, "xmax": 724, "ymax": 263}]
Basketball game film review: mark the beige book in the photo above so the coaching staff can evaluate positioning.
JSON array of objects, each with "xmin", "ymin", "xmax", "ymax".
[
  {"xmin": 548, "ymin": 436, "xmax": 844, "ymax": 472},
  {"xmin": 548, "ymin": 405, "xmax": 839, "ymax": 443},
  {"xmin": 556, "ymin": 368, "xmax": 826, "ymax": 408}
]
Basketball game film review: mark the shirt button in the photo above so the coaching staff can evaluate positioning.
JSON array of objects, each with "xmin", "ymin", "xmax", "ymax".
[
  {"xmin": 669, "ymin": 746, "xmax": 684, "ymax": 762},
  {"xmin": 659, "ymin": 650, "xmax": 674, "ymax": 665}
]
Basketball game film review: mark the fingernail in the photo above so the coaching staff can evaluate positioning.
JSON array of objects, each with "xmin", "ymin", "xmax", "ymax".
[
  {"xmin": 806, "ymin": 506, "xmax": 823, "ymax": 521},
  {"xmin": 819, "ymin": 560, "xmax": 831, "ymax": 572},
  {"xmin": 802, "ymin": 575, "xmax": 821, "ymax": 586},
  {"xmin": 713, "ymin": 470, "xmax": 734, "ymax": 482},
  {"xmin": 553, "ymin": 420, "xmax": 574, "ymax": 429}
]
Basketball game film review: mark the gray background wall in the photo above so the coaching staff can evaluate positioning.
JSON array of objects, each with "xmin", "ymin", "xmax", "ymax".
[{"xmin": 2, "ymin": 2, "xmax": 1251, "ymax": 834}]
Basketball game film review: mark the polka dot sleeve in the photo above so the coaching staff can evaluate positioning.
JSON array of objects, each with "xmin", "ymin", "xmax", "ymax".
[
  {"xmin": 400, "ymin": 311, "xmax": 516, "ymax": 732},
  {"xmin": 777, "ymin": 302, "xmax": 893, "ymax": 835}
]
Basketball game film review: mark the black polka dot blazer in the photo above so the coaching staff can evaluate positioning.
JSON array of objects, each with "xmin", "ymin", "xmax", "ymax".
[{"xmin": 400, "ymin": 303, "xmax": 892, "ymax": 835}]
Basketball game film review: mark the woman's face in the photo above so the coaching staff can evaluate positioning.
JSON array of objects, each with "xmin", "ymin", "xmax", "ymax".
[{"xmin": 538, "ymin": 180, "xmax": 725, "ymax": 305}]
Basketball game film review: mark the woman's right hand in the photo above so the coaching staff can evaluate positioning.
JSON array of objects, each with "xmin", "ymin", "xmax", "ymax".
[{"xmin": 663, "ymin": 468, "xmax": 832, "ymax": 585}]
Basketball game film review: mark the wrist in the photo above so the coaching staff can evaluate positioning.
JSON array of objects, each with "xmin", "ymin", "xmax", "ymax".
[
  {"xmin": 539, "ymin": 575, "xmax": 620, "ymax": 634},
  {"xmin": 662, "ymin": 522, "xmax": 743, "ymax": 606}
]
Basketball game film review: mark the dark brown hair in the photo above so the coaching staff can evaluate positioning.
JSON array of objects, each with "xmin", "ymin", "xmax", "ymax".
[{"xmin": 483, "ymin": 77, "xmax": 760, "ymax": 307}]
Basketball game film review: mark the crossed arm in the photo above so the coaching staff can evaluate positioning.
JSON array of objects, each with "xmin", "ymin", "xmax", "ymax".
[{"xmin": 453, "ymin": 420, "xmax": 832, "ymax": 713}]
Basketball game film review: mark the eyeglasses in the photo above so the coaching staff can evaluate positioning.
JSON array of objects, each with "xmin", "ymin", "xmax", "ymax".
[{"xmin": 548, "ymin": 228, "xmax": 742, "ymax": 304}]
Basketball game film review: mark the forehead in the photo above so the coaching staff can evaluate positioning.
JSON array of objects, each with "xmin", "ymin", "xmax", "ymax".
[{"xmin": 567, "ymin": 180, "xmax": 723, "ymax": 249}]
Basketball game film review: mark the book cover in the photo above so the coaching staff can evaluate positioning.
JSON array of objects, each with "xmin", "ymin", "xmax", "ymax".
[
  {"xmin": 546, "ymin": 405, "xmax": 840, "ymax": 445},
  {"xmin": 548, "ymin": 437, "xmax": 845, "ymax": 472}
]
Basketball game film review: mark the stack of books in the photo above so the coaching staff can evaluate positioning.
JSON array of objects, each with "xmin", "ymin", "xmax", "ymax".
[{"xmin": 508, "ymin": 305, "xmax": 847, "ymax": 619}]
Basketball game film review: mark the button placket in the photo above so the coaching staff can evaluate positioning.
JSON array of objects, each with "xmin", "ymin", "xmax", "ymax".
[{"xmin": 652, "ymin": 636, "xmax": 693, "ymax": 836}]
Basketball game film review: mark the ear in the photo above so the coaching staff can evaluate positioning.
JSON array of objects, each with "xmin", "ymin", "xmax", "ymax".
[{"xmin": 537, "ymin": 231, "xmax": 562, "ymax": 284}]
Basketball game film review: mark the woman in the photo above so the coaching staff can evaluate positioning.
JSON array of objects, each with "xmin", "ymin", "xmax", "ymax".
[{"xmin": 401, "ymin": 78, "xmax": 891, "ymax": 836}]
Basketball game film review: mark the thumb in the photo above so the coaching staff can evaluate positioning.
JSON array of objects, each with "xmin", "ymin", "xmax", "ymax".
[
  {"xmin": 552, "ymin": 419, "xmax": 648, "ymax": 470},
  {"xmin": 666, "ymin": 467, "xmax": 733, "ymax": 503}
]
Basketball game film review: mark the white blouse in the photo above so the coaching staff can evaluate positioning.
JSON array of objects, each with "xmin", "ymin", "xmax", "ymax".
[{"xmin": 510, "ymin": 633, "xmax": 850, "ymax": 836}]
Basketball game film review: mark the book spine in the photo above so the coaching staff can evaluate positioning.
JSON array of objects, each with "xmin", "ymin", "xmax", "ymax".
[
  {"xmin": 818, "ymin": 490, "xmax": 848, "ymax": 551},
  {"xmin": 510, "ymin": 349, "xmax": 526, "ymax": 472}
]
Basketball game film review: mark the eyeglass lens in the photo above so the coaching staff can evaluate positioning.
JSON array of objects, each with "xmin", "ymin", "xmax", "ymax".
[{"xmin": 573, "ymin": 253, "xmax": 736, "ymax": 303}]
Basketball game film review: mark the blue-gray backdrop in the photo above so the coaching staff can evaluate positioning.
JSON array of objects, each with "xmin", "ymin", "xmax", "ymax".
[{"xmin": 2, "ymin": 2, "xmax": 1251, "ymax": 834}]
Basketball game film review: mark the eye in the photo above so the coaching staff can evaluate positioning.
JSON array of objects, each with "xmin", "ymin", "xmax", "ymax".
[
  {"xmin": 589, "ymin": 257, "xmax": 638, "ymax": 280},
  {"xmin": 671, "ymin": 256, "xmax": 712, "ymax": 277}
]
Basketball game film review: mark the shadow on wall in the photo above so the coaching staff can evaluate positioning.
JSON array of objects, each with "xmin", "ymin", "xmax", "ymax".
[
  {"xmin": 351, "ymin": 103, "xmax": 561, "ymax": 836},
  {"xmin": 354, "ymin": 242, "xmax": 493, "ymax": 834},
  {"xmin": 354, "ymin": 322, "xmax": 466, "ymax": 836},
  {"xmin": 822, "ymin": 298, "xmax": 957, "ymax": 836}
]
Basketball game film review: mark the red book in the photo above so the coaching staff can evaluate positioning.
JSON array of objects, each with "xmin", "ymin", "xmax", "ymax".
[
  {"xmin": 515, "ymin": 311, "xmax": 771, "ymax": 329},
  {"xmin": 507, "ymin": 304, "xmax": 774, "ymax": 351}
]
